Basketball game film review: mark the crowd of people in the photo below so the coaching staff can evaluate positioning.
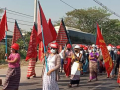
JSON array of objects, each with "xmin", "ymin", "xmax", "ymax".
[{"xmin": 0, "ymin": 43, "xmax": 120, "ymax": 90}]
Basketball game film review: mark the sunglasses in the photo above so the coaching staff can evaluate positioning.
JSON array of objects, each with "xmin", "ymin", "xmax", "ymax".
[{"xmin": 50, "ymin": 48, "xmax": 56, "ymax": 50}]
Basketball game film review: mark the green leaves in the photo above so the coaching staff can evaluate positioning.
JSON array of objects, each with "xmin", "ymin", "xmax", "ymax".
[{"xmin": 55, "ymin": 7, "xmax": 120, "ymax": 45}]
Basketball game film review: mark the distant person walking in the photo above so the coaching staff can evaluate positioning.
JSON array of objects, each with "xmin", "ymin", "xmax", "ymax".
[{"xmin": 3, "ymin": 43, "xmax": 21, "ymax": 90}]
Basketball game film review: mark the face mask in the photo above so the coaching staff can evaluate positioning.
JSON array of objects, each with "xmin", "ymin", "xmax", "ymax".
[
  {"xmin": 11, "ymin": 48, "xmax": 13, "ymax": 53},
  {"xmin": 11, "ymin": 49, "xmax": 13, "ymax": 53},
  {"xmin": 80, "ymin": 51, "xmax": 83, "ymax": 54},
  {"xmin": 68, "ymin": 49, "xmax": 70, "ymax": 51},
  {"xmin": 75, "ymin": 50, "xmax": 78, "ymax": 52},
  {"xmin": 93, "ymin": 49, "xmax": 96, "ymax": 52},
  {"xmin": 50, "ymin": 49, "xmax": 56, "ymax": 54}
]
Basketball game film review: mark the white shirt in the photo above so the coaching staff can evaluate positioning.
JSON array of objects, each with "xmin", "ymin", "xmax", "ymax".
[{"xmin": 59, "ymin": 50, "xmax": 64, "ymax": 59}]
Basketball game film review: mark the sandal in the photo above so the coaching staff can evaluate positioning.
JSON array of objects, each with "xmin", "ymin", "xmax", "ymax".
[
  {"xmin": 76, "ymin": 84, "xmax": 79, "ymax": 87},
  {"xmin": 88, "ymin": 80, "xmax": 91, "ymax": 82},
  {"xmin": 27, "ymin": 77, "xmax": 30, "ymax": 79},
  {"xmin": 68, "ymin": 84, "xmax": 72, "ymax": 88}
]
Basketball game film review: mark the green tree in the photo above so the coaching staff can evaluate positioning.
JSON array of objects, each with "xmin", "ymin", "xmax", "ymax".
[{"xmin": 55, "ymin": 7, "xmax": 120, "ymax": 45}]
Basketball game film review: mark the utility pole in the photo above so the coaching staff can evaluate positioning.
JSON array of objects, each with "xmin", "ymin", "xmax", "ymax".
[{"xmin": 34, "ymin": 0, "xmax": 37, "ymax": 23}]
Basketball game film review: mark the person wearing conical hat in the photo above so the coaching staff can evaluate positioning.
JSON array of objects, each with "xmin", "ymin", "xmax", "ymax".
[{"xmin": 68, "ymin": 45, "xmax": 81, "ymax": 87}]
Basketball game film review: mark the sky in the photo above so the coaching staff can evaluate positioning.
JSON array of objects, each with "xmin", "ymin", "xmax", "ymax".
[{"xmin": 0, "ymin": 0, "xmax": 120, "ymax": 35}]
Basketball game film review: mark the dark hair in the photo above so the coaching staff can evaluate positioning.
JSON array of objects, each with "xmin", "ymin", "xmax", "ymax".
[
  {"xmin": 15, "ymin": 50, "xmax": 18, "ymax": 53},
  {"xmin": 56, "ymin": 49, "xmax": 59, "ymax": 54},
  {"xmin": 118, "ymin": 49, "xmax": 120, "ymax": 51}
]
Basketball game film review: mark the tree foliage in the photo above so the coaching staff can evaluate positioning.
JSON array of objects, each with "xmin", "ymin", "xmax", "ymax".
[{"xmin": 55, "ymin": 7, "xmax": 120, "ymax": 45}]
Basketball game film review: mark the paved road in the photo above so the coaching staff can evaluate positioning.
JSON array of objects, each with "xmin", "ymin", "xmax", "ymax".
[{"xmin": 0, "ymin": 64, "xmax": 120, "ymax": 90}]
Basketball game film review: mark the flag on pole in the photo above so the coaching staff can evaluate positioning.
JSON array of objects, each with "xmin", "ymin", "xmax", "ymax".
[
  {"xmin": 26, "ymin": 23, "xmax": 38, "ymax": 61},
  {"xmin": 97, "ymin": 23, "xmax": 113, "ymax": 77},
  {"xmin": 12, "ymin": 20, "xmax": 22, "ymax": 44},
  {"xmin": 37, "ymin": 3, "xmax": 53, "ymax": 46},
  {"xmin": 96, "ymin": 34, "xmax": 99, "ymax": 45},
  {"xmin": 48, "ymin": 18, "xmax": 57, "ymax": 42},
  {"xmin": 56, "ymin": 19, "xmax": 68, "ymax": 52},
  {"xmin": 0, "ymin": 10, "xmax": 8, "ymax": 41},
  {"xmin": 38, "ymin": 41, "xmax": 44, "ymax": 62}
]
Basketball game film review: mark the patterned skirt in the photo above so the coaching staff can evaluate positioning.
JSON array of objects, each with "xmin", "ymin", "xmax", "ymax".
[
  {"xmin": 43, "ymin": 65, "xmax": 59, "ymax": 90},
  {"xmin": 3, "ymin": 67, "xmax": 21, "ymax": 90},
  {"xmin": 89, "ymin": 61, "xmax": 97, "ymax": 80}
]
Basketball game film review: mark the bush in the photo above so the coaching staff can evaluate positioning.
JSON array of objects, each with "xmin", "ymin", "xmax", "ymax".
[
  {"xmin": 0, "ymin": 45, "xmax": 10, "ymax": 64},
  {"xmin": 19, "ymin": 49, "xmax": 27, "ymax": 59}
]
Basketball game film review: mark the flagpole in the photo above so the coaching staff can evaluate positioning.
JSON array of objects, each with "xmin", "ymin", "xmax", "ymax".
[
  {"xmin": 62, "ymin": 19, "xmax": 75, "ymax": 54},
  {"xmin": 95, "ymin": 23, "xmax": 97, "ymax": 45},
  {"xmin": 38, "ymin": 1, "xmax": 48, "ymax": 72},
  {"xmin": 41, "ymin": 25, "xmax": 48, "ymax": 72},
  {"xmin": 5, "ymin": 8, "xmax": 7, "ymax": 59}
]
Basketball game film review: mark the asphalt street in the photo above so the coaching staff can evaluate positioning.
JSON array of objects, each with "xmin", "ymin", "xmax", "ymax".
[{"xmin": 0, "ymin": 64, "xmax": 120, "ymax": 90}]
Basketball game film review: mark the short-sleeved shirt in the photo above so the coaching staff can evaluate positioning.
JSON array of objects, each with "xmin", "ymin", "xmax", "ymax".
[
  {"xmin": 89, "ymin": 52, "xmax": 99, "ymax": 62},
  {"xmin": 8, "ymin": 53, "xmax": 20, "ymax": 68},
  {"xmin": 65, "ymin": 50, "xmax": 73, "ymax": 57}
]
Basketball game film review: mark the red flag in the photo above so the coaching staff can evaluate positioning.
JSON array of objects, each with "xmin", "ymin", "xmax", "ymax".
[
  {"xmin": 37, "ymin": 2, "xmax": 53, "ymax": 46},
  {"xmin": 38, "ymin": 41, "xmax": 44, "ymax": 62},
  {"xmin": 97, "ymin": 23, "xmax": 113, "ymax": 77},
  {"xmin": 26, "ymin": 23, "xmax": 38, "ymax": 61},
  {"xmin": 96, "ymin": 34, "xmax": 99, "ymax": 45},
  {"xmin": 48, "ymin": 18, "xmax": 57, "ymax": 41},
  {"xmin": 0, "ymin": 10, "xmax": 8, "ymax": 41},
  {"xmin": 12, "ymin": 20, "xmax": 22, "ymax": 44},
  {"xmin": 56, "ymin": 19, "xmax": 68, "ymax": 52}
]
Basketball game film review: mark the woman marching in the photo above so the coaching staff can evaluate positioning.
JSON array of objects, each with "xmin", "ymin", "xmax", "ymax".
[
  {"xmin": 42, "ymin": 43, "xmax": 61, "ymax": 90},
  {"xmin": 63, "ymin": 44, "xmax": 73, "ymax": 78},
  {"xmin": 116, "ymin": 45, "xmax": 120, "ymax": 87},
  {"xmin": 68, "ymin": 45, "xmax": 82, "ymax": 87},
  {"xmin": 3, "ymin": 43, "xmax": 21, "ymax": 90},
  {"xmin": 88, "ymin": 44, "xmax": 99, "ymax": 82},
  {"xmin": 83, "ymin": 47, "xmax": 89, "ymax": 73}
]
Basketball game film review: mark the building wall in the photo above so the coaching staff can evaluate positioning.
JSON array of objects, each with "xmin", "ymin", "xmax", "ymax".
[
  {"xmin": 67, "ymin": 30, "xmax": 95, "ymax": 43},
  {"xmin": 55, "ymin": 26, "xmax": 95, "ymax": 43}
]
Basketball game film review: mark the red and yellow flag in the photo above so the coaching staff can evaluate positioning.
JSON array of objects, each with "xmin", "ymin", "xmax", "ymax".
[
  {"xmin": 97, "ymin": 23, "xmax": 113, "ymax": 77},
  {"xmin": 38, "ymin": 41, "xmax": 44, "ymax": 62}
]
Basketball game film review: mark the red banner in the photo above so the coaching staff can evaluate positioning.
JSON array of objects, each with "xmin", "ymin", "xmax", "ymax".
[
  {"xmin": 97, "ymin": 23, "xmax": 113, "ymax": 77},
  {"xmin": 37, "ymin": 2, "xmax": 53, "ymax": 46},
  {"xmin": 56, "ymin": 19, "xmax": 68, "ymax": 52},
  {"xmin": 0, "ymin": 10, "xmax": 8, "ymax": 41},
  {"xmin": 48, "ymin": 18, "xmax": 57, "ymax": 42},
  {"xmin": 12, "ymin": 20, "xmax": 22, "ymax": 44},
  {"xmin": 26, "ymin": 23, "xmax": 38, "ymax": 61}
]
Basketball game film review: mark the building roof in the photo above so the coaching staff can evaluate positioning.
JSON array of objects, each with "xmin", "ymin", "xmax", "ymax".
[{"xmin": 54, "ymin": 26, "xmax": 92, "ymax": 35}]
